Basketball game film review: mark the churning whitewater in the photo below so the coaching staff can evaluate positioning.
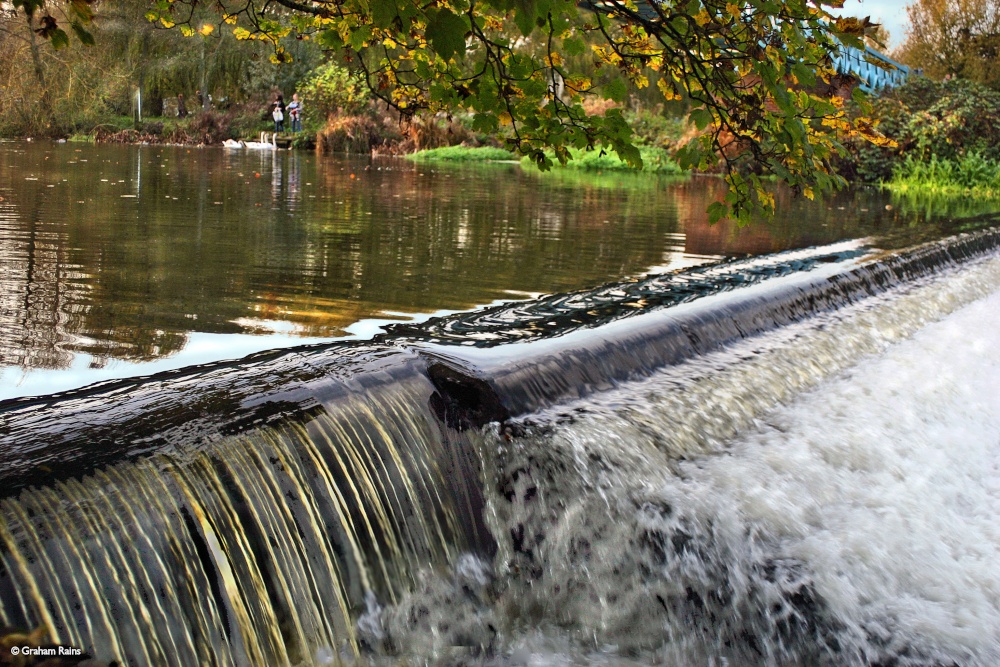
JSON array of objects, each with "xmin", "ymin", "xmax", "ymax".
[{"xmin": 362, "ymin": 257, "xmax": 1000, "ymax": 666}]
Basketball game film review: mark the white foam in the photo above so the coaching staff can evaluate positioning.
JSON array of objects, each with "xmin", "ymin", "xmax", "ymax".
[
  {"xmin": 691, "ymin": 287, "xmax": 1000, "ymax": 660},
  {"xmin": 473, "ymin": 256, "xmax": 1000, "ymax": 665}
]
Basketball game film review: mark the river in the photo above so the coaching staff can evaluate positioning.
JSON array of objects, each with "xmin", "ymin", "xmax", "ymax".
[{"xmin": 0, "ymin": 141, "xmax": 998, "ymax": 666}]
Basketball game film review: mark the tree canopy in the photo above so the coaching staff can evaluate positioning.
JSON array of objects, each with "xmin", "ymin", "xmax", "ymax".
[
  {"xmin": 24, "ymin": 0, "xmax": 889, "ymax": 223},
  {"xmin": 896, "ymin": 0, "xmax": 1000, "ymax": 90}
]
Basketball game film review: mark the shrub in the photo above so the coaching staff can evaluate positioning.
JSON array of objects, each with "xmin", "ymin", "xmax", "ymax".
[
  {"xmin": 837, "ymin": 77, "xmax": 1000, "ymax": 182},
  {"xmin": 624, "ymin": 107, "xmax": 691, "ymax": 149},
  {"xmin": 297, "ymin": 63, "xmax": 369, "ymax": 125},
  {"xmin": 888, "ymin": 152, "xmax": 1000, "ymax": 198}
]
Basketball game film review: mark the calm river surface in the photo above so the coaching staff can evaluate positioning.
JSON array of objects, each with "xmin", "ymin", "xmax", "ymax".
[{"xmin": 0, "ymin": 141, "xmax": 995, "ymax": 399}]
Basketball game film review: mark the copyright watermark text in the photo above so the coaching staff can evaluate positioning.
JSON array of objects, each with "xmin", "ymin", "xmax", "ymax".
[{"xmin": 9, "ymin": 645, "xmax": 83, "ymax": 657}]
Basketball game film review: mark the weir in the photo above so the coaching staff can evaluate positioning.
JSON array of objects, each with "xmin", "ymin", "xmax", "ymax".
[{"xmin": 1, "ymin": 227, "xmax": 999, "ymax": 665}]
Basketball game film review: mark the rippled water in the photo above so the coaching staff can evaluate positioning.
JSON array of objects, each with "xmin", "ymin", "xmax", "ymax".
[{"xmin": 2, "ymin": 141, "xmax": 994, "ymax": 400}]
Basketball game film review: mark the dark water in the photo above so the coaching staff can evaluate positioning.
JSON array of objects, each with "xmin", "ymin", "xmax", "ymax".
[{"xmin": 0, "ymin": 141, "xmax": 996, "ymax": 400}]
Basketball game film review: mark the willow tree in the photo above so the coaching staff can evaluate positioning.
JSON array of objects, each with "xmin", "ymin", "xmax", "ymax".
[
  {"xmin": 146, "ymin": 1, "xmax": 885, "ymax": 223},
  {"xmin": 2, "ymin": 0, "xmax": 96, "ymax": 128}
]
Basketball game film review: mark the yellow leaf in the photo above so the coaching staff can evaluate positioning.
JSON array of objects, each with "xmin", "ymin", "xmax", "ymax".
[
  {"xmin": 199, "ymin": 24, "xmax": 215, "ymax": 36},
  {"xmin": 499, "ymin": 112, "xmax": 513, "ymax": 126},
  {"xmin": 223, "ymin": 14, "xmax": 238, "ymax": 25},
  {"xmin": 657, "ymin": 79, "xmax": 680, "ymax": 101}
]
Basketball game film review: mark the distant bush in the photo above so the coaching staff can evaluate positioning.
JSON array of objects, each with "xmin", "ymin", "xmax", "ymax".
[
  {"xmin": 837, "ymin": 77, "xmax": 1000, "ymax": 183},
  {"xmin": 297, "ymin": 63, "xmax": 369, "ymax": 125},
  {"xmin": 624, "ymin": 107, "xmax": 691, "ymax": 149}
]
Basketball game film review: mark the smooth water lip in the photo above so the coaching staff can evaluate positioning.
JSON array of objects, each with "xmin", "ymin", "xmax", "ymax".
[
  {"xmin": 0, "ymin": 301, "xmax": 521, "ymax": 402},
  {"xmin": 418, "ymin": 255, "xmax": 868, "ymax": 369}
]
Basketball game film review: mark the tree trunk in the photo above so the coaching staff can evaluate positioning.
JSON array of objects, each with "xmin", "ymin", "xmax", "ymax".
[
  {"xmin": 199, "ymin": 38, "xmax": 209, "ymax": 111},
  {"xmin": 24, "ymin": 10, "xmax": 56, "ymax": 131}
]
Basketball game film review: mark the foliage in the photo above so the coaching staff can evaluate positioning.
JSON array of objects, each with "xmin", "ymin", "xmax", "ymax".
[
  {"xmin": 521, "ymin": 145, "xmax": 684, "ymax": 174},
  {"xmin": 9, "ymin": 0, "xmax": 97, "ymax": 49},
  {"xmin": 888, "ymin": 152, "xmax": 1000, "ymax": 199},
  {"xmin": 896, "ymin": 0, "xmax": 1000, "ymax": 90},
  {"xmin": 623, "ymin": 107, "xmax": 692, "ymax": 148},
  {"xmin": 146, "ymin": 0, "xmax": 890, "ymax": 224},
  {"xmin": 0, "ymin": 0, "xmax": 321, "ymax": 137},
  {"xmin": 407, "ymin": 146, "xmax": 517, "ymax": 162},
  {"xmin": 296, "ymin": 61, "xmax": 369, "ymax": 124},
  {"xmin": 835, "ymin": 77, "xmax": 1000, "ymax": 183}
]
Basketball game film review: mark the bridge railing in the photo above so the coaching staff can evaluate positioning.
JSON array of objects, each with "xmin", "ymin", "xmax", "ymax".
[
  {"xmin": 582, "ymin": 1, "xmax": 911, "ymax": 94},
  {"xmin": 833, "ymin": 44, "xmax": 911, "ymax": 93}
]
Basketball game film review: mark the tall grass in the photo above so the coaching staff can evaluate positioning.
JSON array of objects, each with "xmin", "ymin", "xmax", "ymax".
[{"xmin": 888, "ymin": 153, "xmax": 1000, "ymax": 198}]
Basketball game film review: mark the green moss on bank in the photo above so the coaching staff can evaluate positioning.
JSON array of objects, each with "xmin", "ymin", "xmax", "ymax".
[
  {"xmin": 406, "ymin": 146, "xmax": 517, "ymax": 162},
  {"xmin": 520, "ymin": 145, "xmax": 685, "ymax": 175}
]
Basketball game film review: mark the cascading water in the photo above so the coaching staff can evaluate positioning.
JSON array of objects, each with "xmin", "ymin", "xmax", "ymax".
[
  {"xmin": 0, "ymin": 366, "xmax": 490, "ymax": 665},
  {"xmin": 1, "ymin": 229, "xmax": 999, "ymax": 665}
]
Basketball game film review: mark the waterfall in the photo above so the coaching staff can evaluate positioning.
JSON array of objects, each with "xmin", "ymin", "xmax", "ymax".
[
  {"xmin": 1, "ymin": 229, "xmax": 999, "ymax": 665},
  {"xmin": 0, "ymin": 354, "xmax": 489, "ymax": 665}
]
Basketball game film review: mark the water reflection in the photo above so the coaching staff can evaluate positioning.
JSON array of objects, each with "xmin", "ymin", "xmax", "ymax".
[{"xmin": 0, "ymin": 142, "xmax": 994, "ymax": 398}]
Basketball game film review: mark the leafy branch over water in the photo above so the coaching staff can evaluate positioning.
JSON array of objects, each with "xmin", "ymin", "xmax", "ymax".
[{"xmin": 134, "ymin": 0, "xmax": 888, "ymax": 224}]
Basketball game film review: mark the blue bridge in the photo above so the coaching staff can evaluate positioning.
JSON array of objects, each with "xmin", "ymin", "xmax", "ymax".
[
  {"xmin": 583, "ymin": 1, "xmax": 911, "ymax": 94},
  {"xmin": 833, "ymin": 44, "xmax": 910, "ymax": 93}
]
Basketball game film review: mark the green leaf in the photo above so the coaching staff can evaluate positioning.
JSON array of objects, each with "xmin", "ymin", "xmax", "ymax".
[
  {"xmin": 70, "ymin": 20, "xmax": 94, "ymax": 46},
  {"xmin": 69, "ymin": 0, "xmax": 94, "ymax": 23},
  {"xmin": 317, "ymin": 29, "xmax": 344, "ymax": 50},
  {"xmin": 690, "ymin": 107, "xmax": 713, "ymax": 131},
  {"xmin": 563, "ymin": 36, "xmax": 585, "ymax": 56},
  {"xmin": 791, "ymin": 62, "xmax": 815, "ymax": 88},
  {"xmin": 707, "ymin": 201, "xmax": 728, "ymax": 224},
  {"xmin": 49, "ymin": 28, "xmax": 69, "ymax": 49},
  {"xmin": 604, "ymin": 77, "xmax": 628, "ymax": 103},
  {"xmin": 513, "ymin": 0, "xmax": 536, "ymax": 37},
  {"xmin": 426, "ymin": 8, "xmax": 468, "ymax": 61},
  {"xmin": 372, "ymin": 2, "xmax": 397, "ymax": 29},
  {"xmin": 348, "ymin": 24, "xmax": 373, "ymax": 50}
]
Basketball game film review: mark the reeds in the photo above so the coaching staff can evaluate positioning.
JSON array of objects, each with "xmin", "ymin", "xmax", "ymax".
[{"xmin": 888, "ymin": 153, "xmax": 1000, "ymax": 198}]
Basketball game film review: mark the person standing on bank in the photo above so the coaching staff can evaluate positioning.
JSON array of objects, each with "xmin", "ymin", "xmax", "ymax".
[
  {"xmin": 287, "ymin": 93, "xmax": 302, "ymax": 133},
  {"xmin": 272, "ymin": 94, "xmax": 286, "ymax": 132}
]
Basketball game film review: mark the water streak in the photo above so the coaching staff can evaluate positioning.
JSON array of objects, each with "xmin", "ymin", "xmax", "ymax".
[{"xmin": 0, "ymin": 380, "xmax": 484, "ymax": 665}]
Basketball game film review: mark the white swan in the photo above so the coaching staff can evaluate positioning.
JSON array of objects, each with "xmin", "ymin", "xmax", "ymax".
[{"xmin": 223, "ymin": 132, "xmax": 277, "ymax": 149}]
